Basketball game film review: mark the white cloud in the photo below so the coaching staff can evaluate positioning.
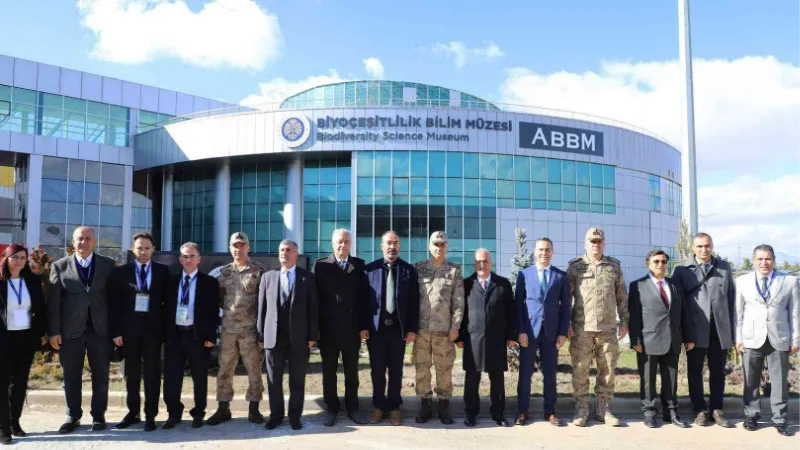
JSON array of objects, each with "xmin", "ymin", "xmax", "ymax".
[
  {"xmin": 499, "ymin": 56, "xmax": 800, "ymax": 261},
  {"xmin": 362, "ymin": 57, "xmax": 385, "ymax": 79},
  {"xmin": 239, "ymin": 70, "xmax": 346, "ymax": 107},
  {"xmin": 431, "ymin": 41, "xmax": 504, "ymax": 69},
  {"xmin": 77, "ymin": 0, "xmax": 282, "ymax": 70}
]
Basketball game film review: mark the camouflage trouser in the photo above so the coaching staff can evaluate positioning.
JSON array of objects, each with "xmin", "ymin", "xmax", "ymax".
[
  {"xmin": 569, "ymin": 331, "xmax": 619, "ymax": 403},
  {"xmin": 217, "ymin": 331, "xmax": 264, "ymax": 402},
  {"xmin": 413, "ymin": 330, "xmax": 455, "ymax": 400}
]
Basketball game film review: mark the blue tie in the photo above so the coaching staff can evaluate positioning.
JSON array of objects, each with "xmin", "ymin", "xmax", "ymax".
[{"xmin": 540, "ymin": 269, "xmax": 548, "ymax": 298}]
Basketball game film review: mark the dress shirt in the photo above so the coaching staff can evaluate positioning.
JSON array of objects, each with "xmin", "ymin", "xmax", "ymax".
[
  {"xmin": 281, "ymin": 265, "xmax": 297, "ymax": 294},
  {"xmin": 478, "ymin": 274, "xmax": 491, "ymax": 290},
  {"xmin": 649, "ymin": 274, "xmax": 672, "ymax": 304},
  {"xmin": 75, "ymin": 253, "xmax": 93, "ymax": 268},
  {"xmin": 177, "ymin": 269, "xmax": 198, "ymax": 326},
  {"xmin": 6, "ymin": 277, "xmax": 31, "ymax": 331},
  {"xmin": 134, "ymin": 260, "xmax": 152, "ymax": 291}
]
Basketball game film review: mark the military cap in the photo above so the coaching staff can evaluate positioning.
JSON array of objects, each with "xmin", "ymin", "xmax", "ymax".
[
  {"xmin": 229, "ymin": 231, "xmax": 249, "ymax": 246},
  {"xmin": 585, "ymin": 227, "xmax": 605, "ymax": 241}
]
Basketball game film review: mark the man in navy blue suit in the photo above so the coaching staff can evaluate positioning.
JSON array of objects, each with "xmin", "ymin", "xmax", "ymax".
[
  {"xmin": 362, "ymin": 231, "xmax": 420, "ymax": 426},
  {"xmin": 515, "ymin": 238, "xmax": 571, "ymax": 426}
]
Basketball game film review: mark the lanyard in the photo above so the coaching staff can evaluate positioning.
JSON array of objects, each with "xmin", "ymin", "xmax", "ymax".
[
  {"xmin": 8, "ymin": 278, "xmax": 23, "ymax": 306},
  {"xmin": 136, "ymin": 263, "xmax": 150, "ymax": 292},
  {"xmin": 755, "ymin": 271, "xmax": 776, "ymax": 300},
  {"xmin": 76, "ymin": 258, "xmax": 93, "ymax": 290},
  {"xmin": 179, "ymin": 274, "xmax": 198, "ymax": 305}
]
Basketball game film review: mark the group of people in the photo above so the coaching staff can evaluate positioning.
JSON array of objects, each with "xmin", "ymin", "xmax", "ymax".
[{"xmin": 0, "ymin": 225, "xmax": 796, "ymax": 445}]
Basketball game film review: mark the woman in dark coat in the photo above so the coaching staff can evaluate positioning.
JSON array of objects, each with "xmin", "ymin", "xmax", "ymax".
[{"xmin": 0, "ymin": 244, "xmax": 47, "ymax": 445}]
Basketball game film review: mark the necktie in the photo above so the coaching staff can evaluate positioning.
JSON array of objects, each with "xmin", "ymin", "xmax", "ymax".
[
  {"xmin": 181, "ymin": 275, "xmax": 190, "ymax": 305},
  {"xmin": 658, "ymin": 280, "xmax": 669, "ymax": 308},
  {"xmin": 386, "ymin": 264, "xmax": 395, "ymax": 314},
  {"xmin": 540, "ymin": 269, "xmax": 548, "ymax": 297},
  {"xmin": 480, "ymin": 278, "xmax": 487, "ymax": 290},
  {"xmin": 341, "ymin": 260, "xmax": 347, "ymax": 270},
  {"xmin": 139, "ymin": 265, "xmax": 148, "ymax": 292},
  {"xmin": 761, "ymin": 277, "xmax": 769, "ymax": 300},
  {"xmin": 281, "ymin": 271, "xmax": 291, "ymax": 304}
]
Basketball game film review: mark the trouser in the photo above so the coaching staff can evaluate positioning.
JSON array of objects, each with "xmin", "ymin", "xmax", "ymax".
[
  {"xmin": 637, "ymin": 347, "xmax": 679, "ymax": 414},
  {"xmin": 464, "ymin": 371, "xmax": 505, "ymax": 418},
  {"xmin": 518, "ymin": 332, "xmax": 558, "ymax": 414},
  {"xmin": 319, "ymin": 338, "xmax": 360, "ymax": 414},
  {"xmin": 163, "ymin": 328, "xmax": 210, "ymax": 419},
  {"xmin": 264, "ymin": 335, "xmax": 309, "ymax": 421},
  {"xmin": 569, "ymin": 331, "xmax": 619, "ymax": 403},
  {"xmin": 687, "ymin": 319, "xmax": 727, "ymax": 413},
  {"xmin": 0, "ymin": 330, "xmax": 35, "ymax": 427},
  {"xmin": 59, "ymin": 329, "xmax": 111, "ymax": 421},
  {"xmin": 743, "ymin": 339, "xmax": 789, "ymax": 425},
  {"xmin": 367, "ymin": 322, "xmax": 405, "ymax": 412},
  {"xmin": 413, "ymin": 330, "xmax": 455, "ymax": 400},
  {"xmin": 216, "ymin": 331, "xmax": 264, "ymax": 402},
  {"xmin": 123, "ymin": 336, "xmax": 162, "ymax": 419}
]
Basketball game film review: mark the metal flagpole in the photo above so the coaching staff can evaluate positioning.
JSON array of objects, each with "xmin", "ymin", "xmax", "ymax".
[{"xmin": 678, "ymin": 0, "xmax": 699, "ymax": 235}]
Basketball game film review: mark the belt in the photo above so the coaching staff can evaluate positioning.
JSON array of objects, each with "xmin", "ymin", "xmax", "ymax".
[
  {"xmin": 176, "ymin": 325, "xmax": 194, "ymax": 332},
  {"xmin": 382, "ymin": 318, "xmax": 395, "ymax": 326}
]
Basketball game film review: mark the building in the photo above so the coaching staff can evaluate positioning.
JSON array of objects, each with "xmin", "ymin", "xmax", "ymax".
[{"xmin": 0, "ymin": 55, "xmax": 682, "ymax": 280}]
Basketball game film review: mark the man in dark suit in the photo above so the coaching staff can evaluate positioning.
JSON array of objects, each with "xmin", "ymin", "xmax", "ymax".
[
  {"xmin": 515, "ymin": 238, "xmax": 570, "ymax": 426},
  {"xmin": 312, "ymin": 229, "xmax": 368, "ymax": 426},
  {"xmin": 456, "ymin": 249, "xmax": 515, "ymax": 427},
  {"xmin": 671, "ymin": 232, "xmax": 735, "ymax": 427},
  {"xmin": 162, "ymin": 242, "xmax": 220, "ymax": 430},
  {"xmin": 363, "ymin": 231, "xmax": 419, "ymax": 426},
  {"xmin": 630, "ymin": 250, "xmax": 695, "ymax": 428},
  {"xmin": 47, "ymin": 226, "xmax": 116, "ymax": 433},
  {"xmin": 110, "ymin": 232, "xmax": 169, "ymax": 431},
  {"xmin": 257, "ymin": 240, "xmax": 319, "ymax": 431}
]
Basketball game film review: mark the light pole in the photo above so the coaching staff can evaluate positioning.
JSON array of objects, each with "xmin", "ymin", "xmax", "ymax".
[{"xmin": 678, "ymin": 0, "xmax": 699, "ymax": 235}]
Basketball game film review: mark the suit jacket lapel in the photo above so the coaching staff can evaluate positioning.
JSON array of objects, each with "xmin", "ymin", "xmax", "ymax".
[
  {"xmin": 642, "ymin": 278, "xmax": 666, "ymax": 310},
  {"xmin": 768, "ymin": 273, "xmax": 784, "ymax": 305},
  {"xmin": 484, "ymin": 274, "xmax": 497, "ymax": 299},
  {"xmin": 68, "ymin": 255, "xmax": 79, "ymax": 282}
]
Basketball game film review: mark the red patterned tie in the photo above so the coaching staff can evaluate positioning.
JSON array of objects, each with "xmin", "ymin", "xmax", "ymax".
[{"xmin": 658, "ymin": 281, "xmax": 670, "ymax": 308}]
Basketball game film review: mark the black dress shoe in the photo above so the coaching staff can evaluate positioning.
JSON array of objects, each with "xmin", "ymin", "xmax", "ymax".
[
  {"xmin": 775, "ymin": 423, "xmax": 792, "ymax": 436},
  {"xmin": 743, "ymin": 416, "xmax": 758, "ymax": 431},
  {"xmin": 322, "ymin": 411, "xmax": 337, "ymax": 427},
  {"xmin": 290, "ymin": 419, "xmax": 303, "ymax": 430},
  {"xmin": 644, "ymin": 414, "xmax": 657, "ymax": 428},
  {"xmin": 143, "ymin": 420, "xmax": 157, "ymax": 432},
  {"xmin": 0, "ymin": 430, "xmax": 10, "ymax": 446},
  {"xmin": 464, "ymin": 416, "xmax": 476, "ymax": 427},
  {"xmin": 91, "ymin": 420, "xmax": 107, "ymax": 431},
  {"xmin": 9, "ymin": 420, "xmax": 26, "ymax": 437},
  {"xmin": 515, "ymin": 412, "xmax": 529, "ymax": 426},
  {"xmin": 162, "ymin": 417, "xmax": 182, "ymax": 429},
  {"xmin": 59, "ymin": 420, "xmax": 81, "ymax": 434},
  {"xmin": 494, "ymin": 417, "xmax": 511, "ymax": 427},
  {"xmin": 347, "ymin": 411, "xmax": 368, "ymax": 425},
  {"xmin": 664, "ymin": 411, "xmax": 688, "ymax": 428},
  {"xmin": 191, "ymin": 418, "xmax": 204, "ymax": 429},
  {"xmin": 114, "ymin": 414, "xmax": 141, "ymax": 429},
  {"xmin": 265, "ymin": 418, "xmax": 282, "ymax": 430}
]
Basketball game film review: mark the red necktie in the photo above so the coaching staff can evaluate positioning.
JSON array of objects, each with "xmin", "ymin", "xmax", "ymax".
[{"xmin": 658, "ymin": 281, "xmax": 670, "ymax": 308}]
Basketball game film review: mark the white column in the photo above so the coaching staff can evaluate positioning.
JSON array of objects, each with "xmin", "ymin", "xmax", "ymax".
[
  {"xmin": 284, "ymin": 158, "xmax": 303, "ymax": 253},
  {"xmin": 25, "ymin": 154, "xmax": 43, "ymax": 248},
  {"xmin": 121, "ymin": 165, "xmax": 134, "ymax": 250},
  {"xmin": 213, "ymin": 159, "xmax": 231, "ymax": 252},
  {"xmin": 678, "ymin": 0, "xmax": 699, "ymax": 235},
  {"xmin": 161, "ymin": 171, "xmax": 173, "ymax": 251},
  {"xmin": 350, "ymin": 152, "xmax": 358, "ymax": 255}
]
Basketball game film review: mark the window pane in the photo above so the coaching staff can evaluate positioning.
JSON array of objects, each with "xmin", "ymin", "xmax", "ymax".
[
  {"xmin": 604, "ymin": 188, "xmax": 616, "ymax": 206},
  {"xmin": 42, "ymin": 179, "xmax": 67, "ymax": 201},
  {"xmin": 562, "ymin": 160, "xmax": 576, "ymax": 184},
  {"xmin": 356, "ymin": 151, "xmax": 374, "ymax": 177},
  {"xmin": 464, "ymin": 154, "xmax": 479, "ymax": 178},
  {"xmin": 603, "ymin": 165, "xmax": 616, "ymax": 188},
  {"xmin": 498, "ymin": 180, "xmax": 514, "ymax": 199},
  {"xmin": 532, "ymin": 182, "xmax": 547, "ymax": 201},
  {"xmin": 547, "ymin": 159, "xmax": 561, "ymax": 183},
  {"xmin": 392, "ymin": 151, "xmax": 409, "ymax": 177},
  {"xmin": 590, "ymin": 164, "xmax": 604, "ymax": 187},
  {"xmin": 38, "ymin": 107, "xmax": 63, "ymax": 138},
  {"xmin": 410, "ymin": 178, "xmax": 427, "ymax": 196},
  {"xmin": 513, "ymin": 156, "xmax": 530, "ymax": 181},
  {"xmin": 392, "ymin": 178, "xmax": 409, "ymax": 195},
  {"xmin": 576, "ymin": 162, "xmax": 590, "ymax": 186},
  {"xmin": 429, "ymin": 152, "xmax": 446, "ymax": 177},
  {"xmin": 515, "ymin": 181, "xmax": 530, "ymax": 200},
  {"xmin": 410, "ymin": 151, "xmax": 427, "ymax": 177},
  {"xmin": 531, "ymin": 157, "xmax": 546, "ymax": 182},
  {"xmin": 548, "ymin": 183, "xmax": 562, "ymax": 201},
  {"xmin": 463, "ymin": 179, "xmax": 479, "ymax": 197},
  {"xmin": 42, "ymin": 157, "xmax": 68, "ymax": 180},
  {"xmin": 102, "ymin": 164, "xmax": 125, "ymax": 185},
  {"xmin": 446, "ymin": 152, "xmax": 462, "ymax": 177},
  {"xmin": 480, "ymin": 154, "xmax": 496, "ymax": 179},
  {"xmin": 429, "ymin": 178, "xmax": 445, "ymax": 196},
  {"xmin": 563, "ymin": 185, "xmax": 576, "ymax": 202},
  {"xmin": 446, "ymin": 178, "xmax": 462, "ymax": 197},
  {"xmin": 87, "ymin": 101, "xmax": 108, "ymax": 118},
  {"xmin": 374, "ymin": 177, "xmax": 390, "ymax": 196},
  {"xmin": 480, "ymin": 180, "xmax": 496, "ymax": 197},
  {"xmin": 375, "ymin": 152, "xmax": 391, "ymax": 174}
]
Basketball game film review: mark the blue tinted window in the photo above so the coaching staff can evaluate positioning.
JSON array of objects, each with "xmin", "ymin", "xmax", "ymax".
[
  {"xmin": 446, "ymin": 178, "xmax": 462, "ymax": 196},
  {"xmin": 514, "ymin": 156, "xmax": 530, "ymax": 181},
  {"xmin": 357, "ymin": 151, "xmax": 374, "ymax": 176},
  {"xmin": 446, "ymin": 152, "xmax": 462, "ymax": 177},
  {"xmin": 429, "ymin": 152, "xmax": 446, "ymax": 177},
  {"xmin": 603, "ymin": 165, "xmax": 615, "ymax": 188},
  {"xmin": 411, "ymin": 152, "xmax": 427, "ymax": 176},
  {"xmin": 547, "ymin": 159, "xmax": 561, "ymax": 183},
  {"xmin": 531, "ymin": 158, "xmax": 546, "ymax": 182},
  {"xmin": 515, "ymin": 181, "xmax": 530, "ymax": 199},
  {"xmin": 547, "ymin": 183, "xmax": 561, "ymax": 201},
  {"xmin": 464, "ymin": 154, "xmax": 480, "ymax": 178},
  {"xmin": 562, "ymin": 160, "xmax": 576, "ymax": 184},
  {"xmin": 393, "ymin": 178, "xmax": 409, "ymax": 195},
  {"xmin": 590, "ymin": 164, "xmax": 604, "ymax": 187},
  {"xmin": 411, "ymin": 178, "xmax": 427, "ymax": 196},
  {"xmin": 497, "ymin": 155, "xmax": 513, "ymax": 180},
  {"xmin": 576, "ymin": 162, "xmax": 590, "ymax": 186},
  {"xmin": 532, "ymin": 182, "xmax": 547, "ymax": 201},
  {"xmin": 480, "ymin": 154, "xmax": 496, "ymax": 179},
  {"xmin": 429, "ymin": 178, "xmax": 445, "ymax": 196},
  {"xmin": 392, "ymin": 151, "xmax": 409, "ymax": 177}
]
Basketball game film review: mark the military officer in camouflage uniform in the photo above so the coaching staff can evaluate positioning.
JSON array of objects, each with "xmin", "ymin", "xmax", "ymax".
[
  {"xmin": 207, "ymin": 232, "xmax": 267, "ymax": 426},
  {"xmin": 413, "ymin": 231, "xmax": 465, "ymax": 425},
  {"xmin": 567, "ymin": 228, "xmax": 629, "ymax": 427}
]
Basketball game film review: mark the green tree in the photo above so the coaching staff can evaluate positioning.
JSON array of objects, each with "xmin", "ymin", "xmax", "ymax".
[
  {"xmin": 675, "ymin": 218, "xmax": 693, "ymax": 260},
  {"xmin": 742, "ymin": 258, "xmax": 753, "ymax": 270},
  {"xmin": 782, "ymin": 260, "xmax": 791, "ymax": 270},
  {"xmin": 508, "ymin": 227, "xmax": 534, "ymax": 293}
]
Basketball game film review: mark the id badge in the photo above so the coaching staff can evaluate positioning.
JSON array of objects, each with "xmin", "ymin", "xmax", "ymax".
[
  {"xmin": 12, "ymin": 309, "xmax": 30, "ymax": 328},
  {"xmin": 135, "ymin": 294, "xmax": 150, "ymax": 312},
  {"xmin": 176, "ymin": 304, "xmax": 189, "ymax": 324}
]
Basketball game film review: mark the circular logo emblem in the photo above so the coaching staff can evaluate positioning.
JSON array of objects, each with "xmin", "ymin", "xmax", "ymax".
[{"xmin": 280, "ymin": 116, "xmax": 311, "ymax": 147}]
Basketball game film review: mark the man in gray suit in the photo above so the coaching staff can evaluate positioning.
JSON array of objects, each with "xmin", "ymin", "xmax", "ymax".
[
  {"xmin": 257, "ymin": 240, "xmax": 319, "ymax": 431},
  {"xmin": 47, "ymin": 226, "xmax": 117, "ymax": 433},
  {"xmin": 671, "ymin": 232, "xmax": 735, "ymax": 427},
  {"xmin": 736, "ymin": 244, "xmax": 799, "ymax": 437}
]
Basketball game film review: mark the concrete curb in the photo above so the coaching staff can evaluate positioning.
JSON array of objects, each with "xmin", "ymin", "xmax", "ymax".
[{"xmin": 26, "ymin": 390, "xmax": 799, "ymax": 419}]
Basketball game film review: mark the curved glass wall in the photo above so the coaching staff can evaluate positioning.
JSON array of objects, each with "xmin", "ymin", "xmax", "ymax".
[
  {"xmin": 355, "ymin": 151, "xmax": 616, "ymax": 268},
  {"xmin": 229, "ymin": 162, "xmax": 286, "ymax": 253},
  {"xmin": 302, "ymin": 159, "xmax": 352, "ymax": 261},
  {"xmin": 172, "ymin": 169, "xmax": 215, "ymax": 252},
  {"xmin": 281, "ymin": 81, "xmax": 500, "ymax": 111}
]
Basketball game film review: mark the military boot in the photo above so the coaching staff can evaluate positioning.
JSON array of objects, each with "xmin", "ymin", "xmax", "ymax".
[
  {"xmin": 438, "ymin": 399, "xmax": 454, "ymax": 425},
  {"xmin": 572, "ymin": 399, "xmax": 589, "ymax": 427},
  {"xmin": 248, "ymin": 401, "xmax": 264, "ymax": 423},
  {"xmin": 415, "ymin": 398, "xmax": 433, "ymax": 423},
  {"xmin": 595, "ymin": 397, "xmax": 621, "ymax": 426},
  {"xmin": 206, "ymin": 401, "xmax": 232, "ymax": 426}
]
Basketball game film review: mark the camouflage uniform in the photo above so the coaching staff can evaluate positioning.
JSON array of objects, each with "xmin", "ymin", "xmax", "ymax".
[
  {"xmin": 567, "ymin": 253, "xmax": 629, "ymax": 422},
  {"xmin": 413, "ymin": 258, "xmax": 464, "ymax": 400},
  {"xmin": 216, "ymin": 259, "xmax": 266, "ymax": 402}
]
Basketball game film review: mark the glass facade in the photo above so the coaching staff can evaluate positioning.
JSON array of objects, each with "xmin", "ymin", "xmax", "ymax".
[
  {"xmin": 137, "ymin": 110, "xmax": 174, "ymax": 134},
  {"xmin": 39, "ymin": 156, "xmax": 125, "ymax": 260},
  {"xmin": 649, "ymin": 175, "xmax": 661, "ymax": 212},
  {"xmin": 172, "ymin": 169, "xmax": 215, "ymax": 252},
  {"xmin": 229, "ymin": 162, "xmax": 286, "ymax": 253},
  {"xmin": 302, "ymin": 159, "xmax": 352, "ymax": 261},
  {"xmin": 665, "ymin": 178, "xmax": 681, "ymax": 217},
  {"xmin": 355, "ymin": 151, "xmax": 616, "ymax": 270},
  {"xmin": 280, "ymin": 81, "xmax": 499, "ymax": 111},
  {"xmin": 132, "ymin": 171, "xmax": 155, "ymax": 238},
  {"xmin": 0, "ymin": 84, "xmax": 130, "ymax": 146}
]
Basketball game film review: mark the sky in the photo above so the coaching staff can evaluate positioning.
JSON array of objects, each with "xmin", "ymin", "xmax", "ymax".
[{"xmin": 0, "ymin": 0, "xmax": 798, "ymax": 264}]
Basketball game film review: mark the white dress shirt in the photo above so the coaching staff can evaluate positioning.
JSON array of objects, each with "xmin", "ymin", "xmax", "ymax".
[
  {"xmin": 134, "ymin": 260, "xmax": 152, "ymax": 291},
  {"xmin": 281, "ymin": 265, "xmax": 297, "ymax": 297},
  {"xmin": 478, "ymin": 274, "xmax": 491, "ymax": 290},
  {"xmin": 177, "ymin": 269, "xmax": 198, "ymax": 326},
  {"xmin": 649, "ymin": 274, "xmax": 672, "ymax": 304},
  {"xmin": 6, "ymin": 277, "xmax": 31, "ymax": 331},
  {"xmin": 75, "ymin": 253, "xmax": 93, "ymax": 268}
]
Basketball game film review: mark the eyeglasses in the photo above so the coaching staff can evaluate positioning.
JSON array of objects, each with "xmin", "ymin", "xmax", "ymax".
[
  {"xmin": 8, "ymin": 256, "xmax": 27, "ymax": 261},
  {"xmin": 651, "ymin": 259, "xmax": 668, "ymax": 265}
]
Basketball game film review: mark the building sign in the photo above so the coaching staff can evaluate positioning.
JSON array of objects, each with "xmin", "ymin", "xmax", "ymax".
[
  {"xmin": 280, "ymin": 116, "xmax": 312, "ymax": 147},
  {"xmin": 519, "ymin": 122, "xmax": 604, "ymax": 156},
  {"xmin": 315, "ymin": 115, "xmax": 512, "ymax": 143}
]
